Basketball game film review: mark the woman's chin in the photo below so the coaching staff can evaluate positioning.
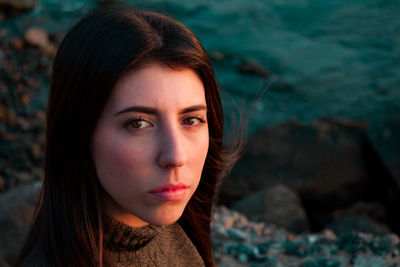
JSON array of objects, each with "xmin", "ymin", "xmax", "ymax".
[{"xmin": 145, "ymin": 207, "xmax": 186, "ymax": 226}]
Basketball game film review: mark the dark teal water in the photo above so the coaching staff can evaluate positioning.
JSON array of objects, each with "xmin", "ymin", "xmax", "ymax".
[{"xmin": 6, "ymin": 0, "xmax": 400, "ymax": 135}]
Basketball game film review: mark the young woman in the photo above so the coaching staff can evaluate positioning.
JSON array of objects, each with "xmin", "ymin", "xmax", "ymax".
[{"xmin": 17, "ymin": 4, "xmax": 235, "ymax": 267}]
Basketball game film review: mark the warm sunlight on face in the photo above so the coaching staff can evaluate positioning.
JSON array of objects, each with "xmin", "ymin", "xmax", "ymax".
[{"xmin": 92, "ymin": 63, "xmax": 209, "ymax": 227}]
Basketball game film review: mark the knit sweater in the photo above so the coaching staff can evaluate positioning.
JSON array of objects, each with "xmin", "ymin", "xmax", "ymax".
[
  {"xmin": 103, "ymin": 216, "xmax": 205, "ymax": 266},
  {"xmin": 21, "ymin": 216, "xmax": 205, "ymax": 267}
]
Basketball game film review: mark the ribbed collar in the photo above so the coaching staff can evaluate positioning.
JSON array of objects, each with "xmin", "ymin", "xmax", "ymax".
[{"xmin": 103, "ymin": 215, "xmax": 166, "ymax": 252}]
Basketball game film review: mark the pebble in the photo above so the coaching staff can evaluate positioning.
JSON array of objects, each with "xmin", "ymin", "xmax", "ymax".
[
  {"xmin": 212, "ymin": 206, "xmax": 400, "ymax": 266},
  {"xmin": 24, "ymin": 27, "xmax": 50, "ymax": 50},
  {"xmin": 30, "ymin": 143, "xmax": 41, "ymax": 160},
  {"xmin": 16, "ymin": 171, "xmax": 33, "ymax": 184},
  {"xmin": 10, "ymin": 37, "xmax": 24, "ymax": 50},
  {"xmin": 25, "ymin": 77, "xmax": 39, "ymax": 89}
]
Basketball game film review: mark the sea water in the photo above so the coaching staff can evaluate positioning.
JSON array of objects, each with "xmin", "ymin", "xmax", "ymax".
[{"xmin": 5, "ymin": 0, "xmax": 400, "ymax": 137}]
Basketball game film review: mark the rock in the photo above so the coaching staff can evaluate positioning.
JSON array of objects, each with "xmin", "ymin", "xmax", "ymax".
[
  {"xmin": 218, "ymin": 255, "xmax": 247, "ymax": 267},
  {"xmin": 269, "ymin": 79, "xmax": 295, "ymax": 93},
  {"xmin": 10, "ymin": 37, "xmax": 24, "ymax": 50},
  {"xmin": 25, "ymin": 77, "xmax": 39, "ymax": 89},
  {"xmin": 24, "ymin": 27, "xmax": 51, "ymax": 51},
  {"xmin": 220, "ymin": 117, "xmax": 400, "ymax": 234},
  {"xmin": 0, "ymin": 181, "xmax": 41, "ymax": 265},
  {"xmin": 327, "ymin": 215, "xmax": 392, "ymax": 236},
  {"xmin": 0, "ymin": 175, "xmax": 5, "ymax": 192},
  {"xmin": 370, "ymin": 112, "xmax": 400, "ymax": 191},
  {"xmin": 211, "ymin": 206, "xmax": 400, "ymax": 266},
  {"xmin": 30, "ymin": 143, "xmax": 42, "ymax": 161},
  {"xmin": 210, "ymin": 51, "xmax": 224, "ymax": 61},
  {"xmin": 20, "ymin": 92, "xmax": 30, "ymax": 106},
  {"xmin": 238, "ymin": 60, "xmax": 270, "ymax": 77},
  {"xmin": 0, "ymin": 256, "xmax": 11, "ymax": 267},
  {"xmin": 0, "ymin": 0, "xmax": 37, "ymax": 14},
  {"xmin": 232, "ymin": 185, "xmax": 309, "ymax": 233},
  {"xmin": 220, "ymin": 118, "xmax": 372, "ymax": 206},
  {"xmin": 323, "ymin": 229, "xmax": 337, "ymax": 241},
  {"xmin": 0, "ymin": 104, "xmax": 16, "ymax": 124},
  {"xmin": 332, "ymin": 201, "xmax": 387, "ymax": 223}
]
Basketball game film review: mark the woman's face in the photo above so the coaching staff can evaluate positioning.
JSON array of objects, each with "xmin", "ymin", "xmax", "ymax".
[{"xmin": 92, "ymin": 63, "xmax": 209, "ymax": 227}]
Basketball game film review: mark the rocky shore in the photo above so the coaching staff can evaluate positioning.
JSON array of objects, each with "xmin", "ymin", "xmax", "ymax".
[
  {"xmin": 1, "ymin": 4, "xmax": 400, "ymax": 267},
  {"xmin": 212, "ymin": 206, "xmax": 400, "ymax": 267}
]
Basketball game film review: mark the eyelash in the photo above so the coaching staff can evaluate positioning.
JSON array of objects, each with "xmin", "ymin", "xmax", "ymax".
[
  {"xmin": 123, "ymin": 115, "xmax": 206, "ymax": 130},
  {"xmin": 181, "ymin": 115, "xmax": 206, "ymax": 127},
  {"xmin": 123, "ymin": 116, "xmax": 152, "ymax": 129}
]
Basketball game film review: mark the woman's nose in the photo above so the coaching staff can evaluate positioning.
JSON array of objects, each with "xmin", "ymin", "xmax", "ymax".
[{"xmin": 157, "ymin": 125, "xmax": 187, "ymax": 169}]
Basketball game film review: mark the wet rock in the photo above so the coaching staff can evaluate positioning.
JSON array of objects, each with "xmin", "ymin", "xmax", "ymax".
[
  {"xmin": 327, "ymin": 215, "xmax": 392, "ymax": 236},
  {"xmin": 232, "ymin": 184, "xmax": 309, "ymax": 233},
  {"xmin": 0, "ymin": 0, "xmax": 37, "ymax": 14},
  {"xmin": 269, "ymin": 79, "xmax": 295, "ymax": 93},
  {"xmin": 238, "ymin": 60, "xmax": 270, "ymax": 77},
  {"xmin": 210, "ymin": 51, "xmax": 224, "ymax": 61},
  {"xmin": 0, "ymin": 181, "xmax": 41, "ymax": 265}
]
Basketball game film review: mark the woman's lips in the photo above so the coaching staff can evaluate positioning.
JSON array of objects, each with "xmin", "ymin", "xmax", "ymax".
[{"xmin": 149, "ymin": 183, "xmax": 189, "ymax": 202}]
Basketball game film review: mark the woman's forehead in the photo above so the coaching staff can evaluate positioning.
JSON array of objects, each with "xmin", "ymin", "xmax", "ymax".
[{"xmin": 106, "ymin": 63, "xmax": 206, "ymax": 113}]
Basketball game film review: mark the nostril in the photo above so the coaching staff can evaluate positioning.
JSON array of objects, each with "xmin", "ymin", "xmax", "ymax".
[{"xmin": 158, "ymin": 140, "xmax": 187, "ymax": 169}]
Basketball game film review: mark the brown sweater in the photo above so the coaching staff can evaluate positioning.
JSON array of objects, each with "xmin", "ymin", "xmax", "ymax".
[
  {"xmin": 21, "ymin": 216, "xmax": 205, "ymax": 267},
  {"xmin": 103, "ymin": 216, "xmax": 205, "ymax": 266}
]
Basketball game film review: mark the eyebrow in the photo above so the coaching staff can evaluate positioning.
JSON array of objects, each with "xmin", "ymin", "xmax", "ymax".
[{"xmin": 113, "ymin": 105, "xmax": 207, "ymax": 116}]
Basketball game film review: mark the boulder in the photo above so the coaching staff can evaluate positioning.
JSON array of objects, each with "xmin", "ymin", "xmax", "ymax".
[
  {"xmin": 326, "ymin": 215, "xmax": 391, "ymax": 236},
  {"xmin": 220, "ymin": 117, "xmax": 400, "ymax": 234},
  {"xmin": 0, "ymin": 182, "xmax": 41, "ymax": 265},
  {"xmin": 232, "ymin": 184, "xmax": 309, "ymax": 233},
  {"xmin": 370, "ymin": 112, "xmax": 400, "ymax": 190},
  {"xmin": 220, "ymin": 118, "xmax": 372, "ymax": 209}
]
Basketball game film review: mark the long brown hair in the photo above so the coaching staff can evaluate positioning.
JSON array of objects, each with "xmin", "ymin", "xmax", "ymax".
[{"xmin": 17, "ymin": 4, "xmax": 232, "ymax": 267}]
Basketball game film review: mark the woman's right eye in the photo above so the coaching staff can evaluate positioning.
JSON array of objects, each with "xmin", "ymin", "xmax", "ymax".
[{"xmin": 124, "ymin": 118, "xmax": 153, "ymax": 129}]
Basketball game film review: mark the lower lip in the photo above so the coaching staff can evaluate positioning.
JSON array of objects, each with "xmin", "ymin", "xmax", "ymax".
[{"xmin": 149, "ymin": 188, "xmax": 188, "ymax": 202}]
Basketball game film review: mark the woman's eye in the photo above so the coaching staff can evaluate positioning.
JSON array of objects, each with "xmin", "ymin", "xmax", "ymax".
[
  {"xmin": 182, "ymin": 117, "xmax": 204, "ymax": 126},
  {"xmin": 125, "ymin": 118, "xmax": 152, "ymax": 129}
]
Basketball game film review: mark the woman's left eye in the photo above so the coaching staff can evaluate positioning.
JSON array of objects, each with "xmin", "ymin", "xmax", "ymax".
[
  {"xmin": 182, "ymin": 117, "xmax": 205, "ymax": 126},
  {"xmin": 124, "ymin": 117, "xmax": 153, "ymax": 130}
]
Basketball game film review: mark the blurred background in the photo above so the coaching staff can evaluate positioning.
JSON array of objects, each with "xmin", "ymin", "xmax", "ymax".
[{"xmin": 0, "ymin": 0, "xmax": 400, "ymax": 265}]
